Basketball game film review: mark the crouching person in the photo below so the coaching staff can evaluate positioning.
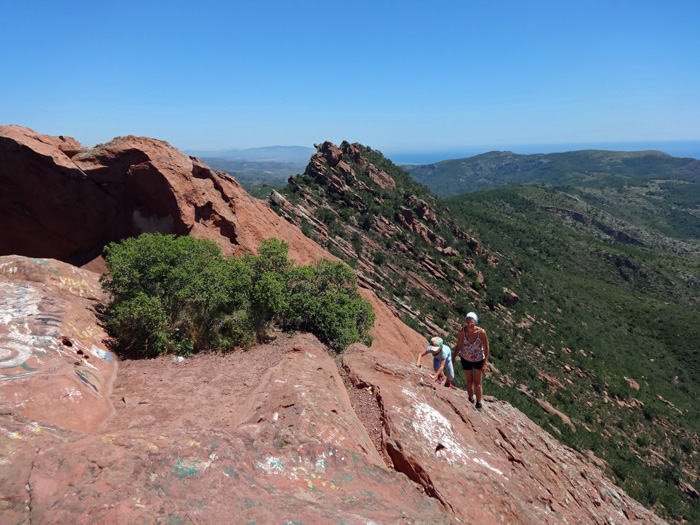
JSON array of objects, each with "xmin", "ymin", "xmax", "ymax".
[{"xmin": 415, "ymin": 336, "xmax": 456, "ymax": 389}]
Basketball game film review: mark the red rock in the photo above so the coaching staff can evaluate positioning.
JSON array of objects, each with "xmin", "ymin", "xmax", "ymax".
[
  {"xmin": 624, "ymin": 376, "xmax": 640, "ymax": 390},
  {"xmin": 367, "ymin": 163, "xmax": 396, "ymax": 189},
  {"xmin": 340, "ymin": 141, "xmax": 368, "ymax": 170},
  {"xmin": 342, "ymin": 347, "xmax": 664, "ymax": 524},
  {"xmin": 313, "ymin": 140, "xmax": 343, "ymax": 167},
  {"xmin": 503, "ymin": 287, "xmax": 519, "ymax": 306},
  {"xmin": 0, "ymin": 255, "xmax": 116, "ymax": 433},
  {"xmin": 1, "ymin": 335, "xmax": 448, "ymax": 523}
]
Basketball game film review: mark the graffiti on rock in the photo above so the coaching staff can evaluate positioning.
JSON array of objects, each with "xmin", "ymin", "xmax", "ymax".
[{"xmin": 0, "ymin": 281, "xmax": 110, "ymax": 386}]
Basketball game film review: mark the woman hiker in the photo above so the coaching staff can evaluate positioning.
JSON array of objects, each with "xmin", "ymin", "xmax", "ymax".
[
  {"xmin": 455, "ymin": 312, "xmax": 490, "ymax": 411},
  {"xmin": 415, "ymin": 336, "xmax": 457, "ymax": 389}
]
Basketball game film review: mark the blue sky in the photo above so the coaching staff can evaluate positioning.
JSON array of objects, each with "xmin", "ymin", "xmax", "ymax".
[{"xmin": 2, "ymin": 1, "xmax": 698, "ymax": 159}]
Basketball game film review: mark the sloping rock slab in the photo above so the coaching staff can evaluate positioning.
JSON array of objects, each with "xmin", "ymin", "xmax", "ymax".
[
  {"xmin": 0, "ymin": 256, "xmax": 116, "ymax": 433},
  {"xmin": 0, "ymin": 335, "xmax": 447, "ymax": 523},
  {"xmin": 343, "ymin": 346, "xmax": 666, "ymax": 525}
]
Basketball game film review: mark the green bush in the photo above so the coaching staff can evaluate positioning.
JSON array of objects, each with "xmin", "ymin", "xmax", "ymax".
[
  {"xmin": 286, "ymin": 259, "xmax": 375, "ymax": 350},
  {"xmin": 373, "ymin": 250, "xmax": 388, "ymax": 265},
  {"xmin": 101, "ymin": 234, "xmax": 374, "ymax": 357},
  {"xmin": 102, "ymin": 234, "xmax": 252, "ymax": 357}
]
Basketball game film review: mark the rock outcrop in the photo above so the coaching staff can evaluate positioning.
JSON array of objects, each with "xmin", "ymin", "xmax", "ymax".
[
  {"xmin": 0, "ymin": 125, "xmax": 425, "ymax": 356},
  {"xmin": 1, "ymin": 333, "xmax": 448, "ymax": 523},
  {"xmin": 0, "ymin": 125, "xmax": 330, "ymax": 271},
  {"xmin": 343, "ymin": 346, "xmax": 665, "ymax": 524},
  {"xmin": 1, "ymin": 322, "xmax": 666, "ymax": 524}
]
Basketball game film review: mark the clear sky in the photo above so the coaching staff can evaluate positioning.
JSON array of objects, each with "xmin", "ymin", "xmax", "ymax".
[{"xmin": 2, "ymin": 1, "xmax": 698, "ymax": 158}]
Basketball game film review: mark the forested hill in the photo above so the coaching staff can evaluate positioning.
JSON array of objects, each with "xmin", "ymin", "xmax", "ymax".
[
  {"xmin": 403, "ymin": 149, "xmax": 700, "ymax": 196},
  {"xmin": 269, "ymin": 141, "xmax": 700, "ymax": 523}
]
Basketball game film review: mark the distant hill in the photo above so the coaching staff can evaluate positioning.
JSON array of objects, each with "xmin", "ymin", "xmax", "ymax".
[
  {"xmin": 403, "ymin": 149, "xmax": 700, "ymax": 196},
  {"xmin": 185, "ymin": 145, "xmax": 315, "ymax": 163},
  {"xmin": 268, "ymin": 141, "xmax": 700, "ymax": 523},
  {"xmin": 196, "ymin": 158, "xmax": 306, "ymax": 189},
  {"xmin": 183, "ymin": 146, "xmax": 315, "ymax": 189}
]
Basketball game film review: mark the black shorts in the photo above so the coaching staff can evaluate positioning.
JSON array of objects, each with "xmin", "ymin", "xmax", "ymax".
[{"xmin": 460, "ymin": 358, "xmax": 485, "ymax": 371}]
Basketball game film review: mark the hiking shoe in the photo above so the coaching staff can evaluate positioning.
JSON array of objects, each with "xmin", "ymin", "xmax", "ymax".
[
  {"xmin": 469, "ymin": 396, "xmax": 476, "ymax": 404},
  {"xmin": 475, "ymin": 401, "xmax": 483, "ymax": 412},
  {"xmin": 445, "ymin": 383, "xmax": 457, "ymax": 390}
]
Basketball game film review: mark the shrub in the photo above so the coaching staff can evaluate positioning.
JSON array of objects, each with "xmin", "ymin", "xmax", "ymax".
[
  {"xmin": 101, "ymin": 234, "xmax": 252, "ymax": 357},
  {"xmin": 101, "ymin": 234, "xmax": 375, "ymax": 357},
  {"xmin": 373, "ymin": 250, "xmax": 388, "ymax": 265},
  {"xmin": 283, "ymin": 259, "xmax": 375, "ymax": 351},
  {"xmin": 243, "ymin": 237, "xmax": 293, "ymax": 340}
]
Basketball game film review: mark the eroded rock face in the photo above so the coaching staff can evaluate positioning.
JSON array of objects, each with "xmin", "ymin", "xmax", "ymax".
[
  {"xmin": 342, "ymin": 346, "xmax": 667, "ymax": 525},
  {"xmin": 0, "ymin": 126, "xmax": 117, "ymax": 267},
  {"xmin": 0, "ymin": 126, "xmax": 426, "ymax": 360},
  {"xmin": 0, "ymin": 255, "xmax": 116, "ymax": 433},
  {"xmin": 0, "ymin": 125, "xmax": 332, "ymax": 271}
]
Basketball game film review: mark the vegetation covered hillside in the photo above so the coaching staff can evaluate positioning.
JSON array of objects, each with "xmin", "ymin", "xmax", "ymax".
[
  {"xmin": 448, "ymin": 186, "xmax": 700, "ymax": 522},
  {"xmin": 403, "ymin": 149, "xmax": 700, "ymax": 201},
  {"xmin": 268, "ymin": 141, "xmax": 700, "ymax": 523}
]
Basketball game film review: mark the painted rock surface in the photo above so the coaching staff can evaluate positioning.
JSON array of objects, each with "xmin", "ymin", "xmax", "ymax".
[{"xmin": 0, "ymin": 255, "xmax": 116, "ymax": 433}]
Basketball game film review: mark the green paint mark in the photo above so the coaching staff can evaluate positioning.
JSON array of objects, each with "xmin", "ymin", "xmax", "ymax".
[
  {"xmin": 268, "ymin": 457, "xmax": 285, "ymax": 470},
  {"xmin": 168, "ymin": 516, "xmax": 184, "ymax": 524},
  {"xmin": 209, "ymin": 442, "xmax": 219, "ymax": 449},
  {"xmin": 359, "ymin": 490, "xmax": 374, "ymax": 497},
  {"xmin": 20, "ymin": 362, "xmax": 39, "ymax": 372},
  {"xmin": 224, "ymin": 449, "xmax": 233, "ymax": 456},
  {"xmin": 190, "ymin": 500, "xmax": 206, "ymax": 509},
  {"xmin": 351, "ymin": 453, "xmax": 359, "ymax": 464},
  {"xmin": 31, "ymin": 258, "xmax": 61, "ymax": 275},
  {"xmin": 222, "ymin": 465, "xmax": 238, "ymax": 478},
  {"xmin": 243, "ymin": 497, "xmax": 255, "ymax": 508},
  {"xmin": 283, "ymin": 521, "xmax": 302, "ymax": 525},
  {"xmin": 363, "ymin": 466, "xmax": 371, "ymax": 475},
  {"xmin": 171, "ymin": 459, "xmax": 199, "ymax": 479},
  {"xmin": 246, "ymin": 522, "xmax": 256, "ymax": 525},
  {"xmin": 336, "ymin": 472, "xmax": 353, "ymax": 483},
  {"xmin": 316, "ymin": 459, "xmax": 328, "ymax": 472}
]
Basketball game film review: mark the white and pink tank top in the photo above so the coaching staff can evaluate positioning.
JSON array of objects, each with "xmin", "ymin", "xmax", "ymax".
[{"xmin": 460, "ymin": 328, "xmax": 485, "ymax": 362}]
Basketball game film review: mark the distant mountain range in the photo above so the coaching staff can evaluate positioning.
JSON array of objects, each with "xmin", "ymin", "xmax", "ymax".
[
  {"xmin": 402, "ymin": 149, "xmax": 700, "ymax": 197},
  {"xmin": 183, "ymin": 146, "xmax": 316, "ymax": 189},
  {"xmin": 184, "ymin": 145, "xmax": 316, "ymax": 163}
]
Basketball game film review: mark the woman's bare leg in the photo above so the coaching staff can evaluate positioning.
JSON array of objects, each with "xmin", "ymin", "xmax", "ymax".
[
  {"xmin": 473, "ymin": 369, "xmax": 483, "ymax": 402},
  {"xmin": 465, "ymin": 369, "xmax": 474, "ymax": 399}
]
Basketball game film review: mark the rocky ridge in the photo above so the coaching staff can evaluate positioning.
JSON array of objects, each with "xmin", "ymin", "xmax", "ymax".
[{"xmin": 271, "ymin": 140, "xmax": 508, "ymax": 339}]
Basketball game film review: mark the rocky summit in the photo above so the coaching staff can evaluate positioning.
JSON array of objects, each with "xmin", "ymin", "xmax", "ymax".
[{"xmin": 0, "ymin": 126, "xmax": 666, "ymax": 523}]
